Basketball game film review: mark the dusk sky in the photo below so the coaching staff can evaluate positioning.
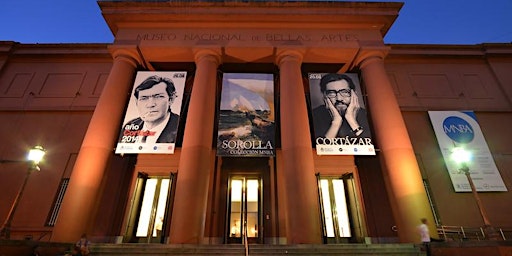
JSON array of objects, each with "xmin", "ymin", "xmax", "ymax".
[{"xmin": 1, "ymin": 0, "xmax": 511, "ymax": 45}]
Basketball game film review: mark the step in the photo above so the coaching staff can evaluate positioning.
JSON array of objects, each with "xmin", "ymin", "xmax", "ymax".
[{"xmin": 89, "ymin": 243, "xmax": 424, "ymax": 256}]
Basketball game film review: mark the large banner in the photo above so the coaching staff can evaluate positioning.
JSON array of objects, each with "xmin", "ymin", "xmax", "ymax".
[
  {"xmin": 116, "ymin": 71, "xmax": 186, "ymax": 154},
  {"xmin": 428, "ymin": 111, "xmax": 507, "ymax": 192},
  {"xmin": 217, "ymin": 73, "xmax": 275, "ymax": 157},
  {"xmin": 309, "ymin": 73, "xmax": 375, "ymax": 155}
]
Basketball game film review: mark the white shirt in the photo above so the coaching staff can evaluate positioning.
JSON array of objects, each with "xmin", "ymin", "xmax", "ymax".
[{"xmin": 418, "ymin": 223, "xmax": 431, "ymax": 242}]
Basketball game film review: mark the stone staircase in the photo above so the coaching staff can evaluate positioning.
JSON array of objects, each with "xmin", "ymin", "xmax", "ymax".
[{"xmin": 89, "ymin": 243, "xmax": 425, "ymax": 256}]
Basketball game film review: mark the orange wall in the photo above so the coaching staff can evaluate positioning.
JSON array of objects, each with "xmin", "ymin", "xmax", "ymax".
[
  {"xmin": 0, "ymin": 42, "xmax": 113, "ymax": 240},
  {"xmin": 385, "ymin": 46, "xmax": 512, "ymax": 228},
  {"xmin": 0, "ymin": 41, "xmax": 511, "ymax": 240}
]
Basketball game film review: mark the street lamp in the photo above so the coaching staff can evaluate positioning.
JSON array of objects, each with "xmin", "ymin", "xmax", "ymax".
[
  {"xmin": 0, "ymin": 145, "xmax": 46, "ymax": 239},
  {"xmin": 451, "ymin": 147, "xmax": 499, "ymax": 240}
]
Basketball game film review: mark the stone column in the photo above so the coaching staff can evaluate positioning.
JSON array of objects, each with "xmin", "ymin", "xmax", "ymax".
[
  {"xmin": 169, "ymin": 49, "xmax": 221, "ymax": 244},
  {"xmin": 357, "ymin": 54, "xmax": 436, "ymax": 243},
  {"xmin": 276, "ymin": 49, "xmax": 322, "ymax": 244},
  {"xmin": 51, "ymin": 48, "xmax": 141, "ymax": 242}
]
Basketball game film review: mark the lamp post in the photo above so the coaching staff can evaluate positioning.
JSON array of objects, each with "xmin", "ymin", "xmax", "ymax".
[
  {"xmin": 451, "ymin": 147, "xmax": 499, "ymax": 240},
  {"xmin": 0, "ymin": 146, "xmax": 46, "ymax": 239}
]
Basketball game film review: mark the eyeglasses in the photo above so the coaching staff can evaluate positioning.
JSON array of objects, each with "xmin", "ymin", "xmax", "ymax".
[
  {"xmin": 138, "ymin": 93, "xmax": 168, "ymax": 102},
  {"xmin": 325, "ymin": 89, "xmax": 351, "ymax": 98}
]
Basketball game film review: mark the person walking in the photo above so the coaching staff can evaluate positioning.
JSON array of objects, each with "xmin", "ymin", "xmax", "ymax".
[{"xmin": 417, "ymin": 218, "xmax": 431, "ymax": 256}]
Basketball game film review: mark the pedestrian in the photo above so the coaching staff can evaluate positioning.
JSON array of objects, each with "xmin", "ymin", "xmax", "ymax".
[
  {"xmin": 74, "ymin": 233, "xmax": 90, "ymax": 256},
  {"xmin": 417, "ymin": 218, "xmax": 431, "ymax": 256}
]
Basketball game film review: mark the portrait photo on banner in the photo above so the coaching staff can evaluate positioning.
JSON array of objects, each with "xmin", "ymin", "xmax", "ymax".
[
  {"xmin": 115, "ymin": 71, "xmax": 187, "ymax": 154},
  {"xmin": 308, "ymin": 73, "xmax": 375, "ymax": 155}
]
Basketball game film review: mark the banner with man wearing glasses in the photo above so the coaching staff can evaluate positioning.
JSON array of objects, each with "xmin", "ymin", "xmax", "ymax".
[
  {"xmin": 116, "ymin": 71, "xmax": 186, "ymax": 154},
  {"xmin": 309, "ymin": 73, "xmax": 375, "ymax": 155}
]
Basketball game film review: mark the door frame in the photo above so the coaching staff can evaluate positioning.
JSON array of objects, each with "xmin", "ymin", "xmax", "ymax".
[
  {"xmin": 317, "ymin": 174, "xmax": 358, "ymax": 244},
  {"xmin": 124, "ymin": 172, "xmax": 175, "ymax": 243},
  {"xmin": 225, "ymin": 175, "xmax": 263, "ymax": 244}
]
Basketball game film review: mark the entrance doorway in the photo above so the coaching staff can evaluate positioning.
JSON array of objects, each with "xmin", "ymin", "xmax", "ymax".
[
  {"xmin": 318, "ymin": 176, "xmax": 354, "ymax": 243},
  {"xmin": 226, "ymin": 176, "xmax": 261, "ymax": 244},
  {"xmin": 125, "ymin": 173, "xmax": 174, "ymax": 243}
]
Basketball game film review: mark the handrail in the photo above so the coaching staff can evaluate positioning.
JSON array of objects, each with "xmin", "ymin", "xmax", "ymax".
[
  {"xmin": 498, "ymin": 227, "xmax": 512, "ymax": 240},
  {"xmin": 436, "ymin": 225, "xmax": 504, "ymax": 241},
  {"xmin": 244, "ymin": 221, "xmax": 249, "ymax": 256}
]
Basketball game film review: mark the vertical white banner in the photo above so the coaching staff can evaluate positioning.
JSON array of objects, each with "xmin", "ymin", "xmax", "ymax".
[
  {"xmin": 116, "ymin": 71, "xmax": 186, "ymax": 154},
  {"xmin": 428, "ymin": 111, "xmax": 507, "ymax": 192}
]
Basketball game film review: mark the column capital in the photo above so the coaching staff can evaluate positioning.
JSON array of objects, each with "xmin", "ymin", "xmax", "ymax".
[
  {"xmin": 352, "ymin": 46, "xmax": 390, "ymax": 70},
  {"xmin": 193, "ymin": 48, "xmax": 222, "ymax": 66},
  {"xmin": 275, "ymin": 49, "xmax": 305, "ymax": 67},
  {"xmin": 107, "ymin": 45, "xmax": 143, "ymax": 68}
]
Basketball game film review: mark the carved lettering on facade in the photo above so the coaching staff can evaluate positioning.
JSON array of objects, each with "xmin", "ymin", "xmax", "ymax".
[
  {"xmin": 136, "ymin": 32, "xmax": 359, "ymax": 43},
  {"xmin": 320, "ymin": 34, "xmax": 359, "ymax": 42},
  {"xmin": 137, "ymin": 33, "xmax": 177, "ymax": 41},
  {"xmin": 265, "ymin": 33, "xmax": 312, "ymax": 41},
  {"xmin": 183, "ymin": 33, "xmax": 243, "ymax": 41}
]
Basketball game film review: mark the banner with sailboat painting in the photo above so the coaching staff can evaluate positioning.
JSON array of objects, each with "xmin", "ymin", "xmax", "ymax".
[{"xmin": 217, "ymin": 73, "xmax": 275, "ymax": 157}]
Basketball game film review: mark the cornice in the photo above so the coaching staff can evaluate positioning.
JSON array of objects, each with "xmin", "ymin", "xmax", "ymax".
[
  {"xmin": 386, "ymin": 43, "xmax": 512, "ymax": 60},
  {"xmin": 99, "ymin": 1, "xmax": 402, "ymax": 38},
  {"xmin": 0, "ymin": 43, "xmax": 111, "ymax": 60}
]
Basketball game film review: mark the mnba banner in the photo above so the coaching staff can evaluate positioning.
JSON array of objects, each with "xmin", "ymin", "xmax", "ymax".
[{"xmin": 429, "ymin": 111, "xmax": 507, "ymax": 192}]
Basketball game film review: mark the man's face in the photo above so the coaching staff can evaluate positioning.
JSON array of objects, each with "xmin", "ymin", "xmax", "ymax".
[
  {"xmin": 136, "ymin": 82, "xmax": 173, "ymax": 126},
  {"xmin": 324, "ymin": 80, "xmax": 351, "ymax": 113}
]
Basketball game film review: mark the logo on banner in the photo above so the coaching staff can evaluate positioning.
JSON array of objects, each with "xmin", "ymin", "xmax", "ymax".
[{"xmin": 442, "ymin": 116, "xmax": 474, "ymax": 144}]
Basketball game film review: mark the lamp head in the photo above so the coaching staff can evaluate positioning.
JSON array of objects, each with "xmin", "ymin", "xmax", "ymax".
[
  {"xmin": 451, "ymin": 147, "xmax": 472, "ymax": 164},
  {"xmin": 27, "ymin": 145, "xmax": 46, "ymax": 165},
  {"xmin": 451, "ymin": 147, "xmax": 472, "ymax": 173}
]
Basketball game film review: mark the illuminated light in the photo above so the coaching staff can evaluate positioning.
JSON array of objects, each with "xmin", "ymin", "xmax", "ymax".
[{"xmin": 27, "ymin": 145, "xmax": 46, "ymax": 164}]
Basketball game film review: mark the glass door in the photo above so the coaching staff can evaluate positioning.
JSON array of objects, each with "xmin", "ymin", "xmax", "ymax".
[
  {"xmin": 126, "ymin": 173, "xmax": 173, "ymax": 243},
  {"xmin": 318, "ymin": 177, "xmax": 352, "ymax": 243},
  {"xmin": 227, "ymin": 177, "xmax": 261, "ymax": 244}
]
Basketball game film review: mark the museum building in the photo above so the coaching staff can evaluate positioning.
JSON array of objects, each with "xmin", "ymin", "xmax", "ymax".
[{"xmin": 0, "ymin": 0, "xmax": 511, "ymax": 246}]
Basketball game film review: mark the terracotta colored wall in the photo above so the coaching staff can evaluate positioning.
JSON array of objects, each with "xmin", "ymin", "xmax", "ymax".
[
  {"xmin": 356, "ymin": 155, "xmax": 398, "ymax": 241},
  {"xmin": 90, "ymin": 154, "xmax": 135, "ymax": 241},
  {"xmin": 385, "ymin": 46, "xmax": 512, "ymax": 228},
  {"xmin": 0, "ymin": 43, "xmax": 114, "ymax": 240},
  {"xmin": 1, "ymin": 40, "xmax": 511, "ymax": 242}
]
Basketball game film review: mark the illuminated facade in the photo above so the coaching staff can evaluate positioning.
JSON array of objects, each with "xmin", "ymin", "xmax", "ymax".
[{"xmin": 0, "ymin": 1, "xmax": 511, "ymax": 246}]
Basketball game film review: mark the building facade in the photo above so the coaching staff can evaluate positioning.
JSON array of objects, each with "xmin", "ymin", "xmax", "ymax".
[{"xmin": 0, "ymin": 1, "xmax": 511, "ymax": 245}]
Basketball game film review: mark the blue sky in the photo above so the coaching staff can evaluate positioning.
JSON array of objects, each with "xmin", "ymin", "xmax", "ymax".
[{"xmin": 1, "ymin": 0, "xmax": 511, "ymax": 45}]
